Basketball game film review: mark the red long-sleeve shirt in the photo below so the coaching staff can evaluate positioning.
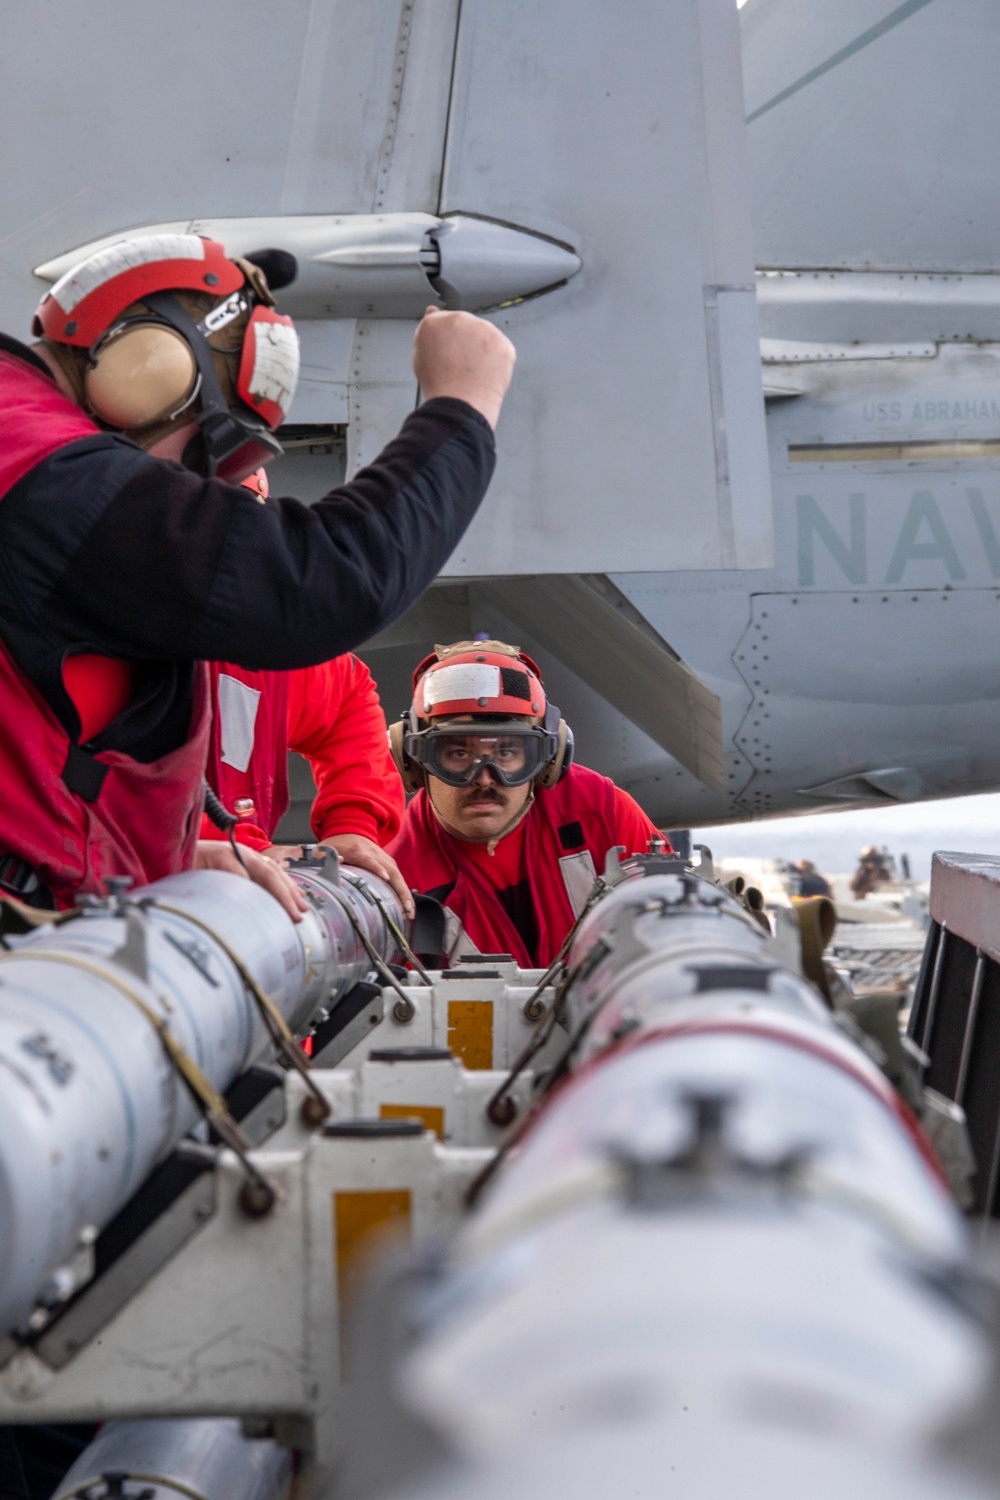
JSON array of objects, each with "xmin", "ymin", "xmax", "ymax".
[
  {"xmin": 202, "ymin": 656, "xmax": 404, "ymax": 851},
  {"xmin": 454, "ymin": 786, "xmax": 660, "ymax": 892},
  {"xmin": 291, "ymin": 656, "xmax": 404, "ymax": 845}
]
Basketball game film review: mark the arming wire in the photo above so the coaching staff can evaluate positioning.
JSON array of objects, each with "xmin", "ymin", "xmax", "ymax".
[{"xmin": 203, "ymin": 780, "xmax": 249, "ymax": 874}]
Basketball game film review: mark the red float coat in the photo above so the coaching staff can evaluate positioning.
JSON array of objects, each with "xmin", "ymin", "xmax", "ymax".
[
  {"xmin": 0, "ymin": 351, "xmax": 208, "ymax": 906},
  {"xmin": 203, "ymin": 656, "xmax": 404, "ymax": 849},
  {"xmin": 389, "ymin": 764, "xmax": 665, "ymax": 967}
]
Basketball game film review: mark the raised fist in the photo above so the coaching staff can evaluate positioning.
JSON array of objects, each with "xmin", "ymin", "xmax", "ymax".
[{"xmin": 413, "ymin": 308, "xmax": 516, "ymax": 430}]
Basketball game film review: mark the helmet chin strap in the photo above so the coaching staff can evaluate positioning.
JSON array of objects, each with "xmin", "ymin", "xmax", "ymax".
[{"xmin": 427, "ymin": 780, "xmax": 536, "ymax": 855}]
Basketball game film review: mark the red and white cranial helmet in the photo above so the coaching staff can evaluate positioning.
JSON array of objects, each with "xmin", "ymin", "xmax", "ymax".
[
  {"xmin": 34, "ymin": 234, "xmax": 244, "ymax": 345},
  {"xmin": 412, "ymin": 643, "xmax": 547, "ymax": 722},
  {"xmin": 397, "ymin": 639, "xmax": 573, "ymax": 792},
  {"xmin": 33, "ymin": 233, "xmax": 300, "ymax": 478}
]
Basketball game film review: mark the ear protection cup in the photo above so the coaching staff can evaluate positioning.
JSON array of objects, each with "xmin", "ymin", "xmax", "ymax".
[
  {"xmin": 389, "ymin": 717, "xmax": 424, "ymax": 795},
  {"xmin": 139, "ymin": 290, "xmax": 283, "ymax": 480},
  {"xmin": 84, "ymin": 323, "xmax": 198, "ymax": 429},
  {"xmin": 534, "ymin": 716, "xmax": 572, "ymax": 789},
  {"xmin": 559, "ymin": 720, "xmax": 575, "ymax": 779}
]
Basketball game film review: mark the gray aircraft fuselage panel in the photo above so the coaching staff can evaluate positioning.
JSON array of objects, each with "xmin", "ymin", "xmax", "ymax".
[
  {"xmin": 595, "ymin": 339, "xmax": 1000, "ymax": 826},
  {"xmin": 430, "ymin": 0, "xmax": 772, "ymax": 577},
  {"xmin": 743, "ymin": 0, "xmax": 1000, "ymax": 273}
]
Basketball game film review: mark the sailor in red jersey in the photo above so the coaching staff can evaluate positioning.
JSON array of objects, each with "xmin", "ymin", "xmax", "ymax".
[
  {"xmin": 0, "ymin": 235, "xmax": 513, "ymax": 912},
  {"xmin": 203, "ymin": 655, "xmax": 411, "ymax": 915},
  {"xmin": 388, "ymin": 640, "xmax": 668, "ymax": 967},
  {"xmin": 198, "ymin": 469, "xmax": 410, "ymax": 913},
  {"xmin": 204, "ymin": 655, "xmax": 405, "ymax": 862}
]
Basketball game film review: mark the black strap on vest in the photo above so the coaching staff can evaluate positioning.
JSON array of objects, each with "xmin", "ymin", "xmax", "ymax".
[
  {"xmin": 62, "ymin": 744, "xmax": 109, "ymax": 803},
  {"xmin": 0, "ymin": 332, "xmax": 54, "ymax": 380}
]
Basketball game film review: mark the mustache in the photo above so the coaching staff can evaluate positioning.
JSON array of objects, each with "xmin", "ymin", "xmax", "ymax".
[{"xmin": 460, "ymin": 783, "xmax": 508, "ymax": 804}]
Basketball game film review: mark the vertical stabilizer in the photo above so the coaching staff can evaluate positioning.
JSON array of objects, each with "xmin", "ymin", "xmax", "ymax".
[{"xmin": 438, "ymin": 0, "xmax": 772, "ymax": 575}]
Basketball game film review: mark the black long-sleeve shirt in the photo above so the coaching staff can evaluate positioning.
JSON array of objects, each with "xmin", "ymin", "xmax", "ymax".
[{"xmin": 0, "ymin": 336, "xmax": 494, "ymax": 761}]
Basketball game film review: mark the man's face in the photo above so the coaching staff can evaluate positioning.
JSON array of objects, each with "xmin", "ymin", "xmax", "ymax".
[{"xmin": 428, "ymin": 743, "xmax": 532, "ymax": 841}]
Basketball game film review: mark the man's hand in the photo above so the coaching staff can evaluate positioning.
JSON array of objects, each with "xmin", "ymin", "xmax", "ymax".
[
  {"xmin": 262, "ymin": 836, "xmax": 414, "ymax": 921},
  {"xmin": 413, "ymin": 308, "xmax": 515, "ymax": 430},
  {"xmin": 194, "ymin": 839, "xmax": 309, "ymax": 923},
  {"xmin": 320, "ymin": 834, "xmax": 415, "ymax": 921}
]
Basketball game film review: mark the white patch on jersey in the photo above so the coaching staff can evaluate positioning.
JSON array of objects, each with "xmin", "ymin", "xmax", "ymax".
[
  {"xmin": 425, "ymin": 662, "xmax": 501, "ymax": 706},
  {"xmin": 218, "ymin": 673, "xmax": 261, "ymax": 774},
  {"xmin": 50, "ymin": 234, "xmax": 206, "ymax": 314},
  {"xmin": 559, "ymin": 849, "xmax": 597, "ymax": 918},
  {"xmin": 246, "ymin": 320, "xmax": 300, "ymax": 416}
]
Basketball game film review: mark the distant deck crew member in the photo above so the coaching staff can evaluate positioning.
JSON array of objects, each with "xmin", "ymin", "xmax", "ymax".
[
  {"xmin": 850, "ymin": 846, "xmax": 893, "ymax": 900},
  {"xmin": 794, "ymin": 859, "xmax": 832, "ymax": 898},
  {"xmin": 388, "ymin": 640, "xmax": 668, "ymax": 967},
  {"xmin": 0, "ymin": 233, "xmax": 513, "ymax": 914}
]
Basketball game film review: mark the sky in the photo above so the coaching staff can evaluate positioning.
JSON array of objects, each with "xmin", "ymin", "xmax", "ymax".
[{"xmin": 692, "ymin": 792, "xmax": 1000, "ymax": 883}]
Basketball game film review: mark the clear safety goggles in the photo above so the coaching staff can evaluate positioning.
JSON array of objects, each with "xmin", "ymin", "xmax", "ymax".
[{"xmin": 404, "ymin": 722, "xmax": 557, "ymax": 788}]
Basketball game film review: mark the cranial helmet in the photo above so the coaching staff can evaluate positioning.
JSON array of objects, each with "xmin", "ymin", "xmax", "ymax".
[
  {"xmin": 388, "ymin": 639, "xmax": 574, "ymax": 794},
  {"xmin": 34, "ymin": 234, "xmax": 300, "ymax": 481}
]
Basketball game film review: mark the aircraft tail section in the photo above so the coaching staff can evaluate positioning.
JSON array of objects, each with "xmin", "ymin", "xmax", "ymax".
[{"xmin": 438, "ymin": 0, "xmax": 772, "ymax": 577}]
